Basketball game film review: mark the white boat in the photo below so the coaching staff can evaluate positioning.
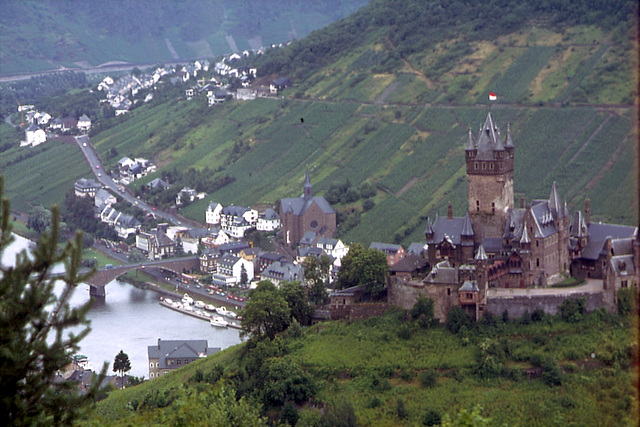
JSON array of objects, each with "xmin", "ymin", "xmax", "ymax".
[
  {"xmin": 164, "ymin": 298, "xmax": 173, "ymax": 305},
  {"xmin": 216, "ymin": 306, "xmax": 228, "ymax": 315},
  {"xmin": 172, "ymin": 302, "xmax": 183, "ymax": 309},
  {"xmin": 195, "ymin": 300, "xmax": 205, "ymax": 308},
  {"xmin": 182, "ymin": 293, "xmax": 194, "ymax": 305},
  {"xmin": 210, "ymin": 316, "xmax": 228, "ymax": 328},
  {"xmin": 183, "ymin": 305, "xmax": 193, "ymax": 312},
  {"xmin": 225, "ymin": 311, "xmax": 237, "ymax": 319},
  {"xmin": 205, "ymin": 304, "xmax": 217, "ymax": 311}
]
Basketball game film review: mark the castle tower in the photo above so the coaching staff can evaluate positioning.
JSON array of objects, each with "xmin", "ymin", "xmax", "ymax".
[{"xmin": 465, "ymin": 113, "xmax": 514, "ymax": 241}]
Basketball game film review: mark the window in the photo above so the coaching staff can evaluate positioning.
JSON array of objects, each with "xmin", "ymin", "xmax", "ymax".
[
  {"xmin": 466, "ymin": 293, "xmax": 473, "ymax": 299},
  {"xmin": 150, "ymin": 363, "xmax": 153, "ymax": 368},
  {"xmin": 447, "ymin": 288, "xmax": 451, "ymax": 296},
  {"xmin": 491, "ymin": 202, "xmax": 495, "ymax": 214},
  {"xmin": 310, "ymin": 220, "xmax": 318, "ymax": 229},
  {"xmin": 621, "ymin": 280, "xmax": 628, "ymax": 288},
  {"xmin": 536, "ymin": 258, "xmax": 539, "ymax": 267}
]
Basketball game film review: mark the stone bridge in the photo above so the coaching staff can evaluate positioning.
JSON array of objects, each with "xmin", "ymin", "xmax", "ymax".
[{"xmin": 87, "ymin": 256, "xmax": 200, "ymax": 297}]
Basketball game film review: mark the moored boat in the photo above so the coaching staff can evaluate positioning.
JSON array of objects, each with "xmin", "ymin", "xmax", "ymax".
[
  {"xmin": 210, "ymin": 316, "xmax": 228, "ymax": 328},
  {"xmin": 182, "ymin": 293, "xmax": 194, "ymax": 305}
]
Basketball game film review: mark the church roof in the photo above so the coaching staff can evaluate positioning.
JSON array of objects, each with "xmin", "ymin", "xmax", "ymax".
[{"xmin": 280, "ymin": 195, "xmax": 335, "ymax": 216}]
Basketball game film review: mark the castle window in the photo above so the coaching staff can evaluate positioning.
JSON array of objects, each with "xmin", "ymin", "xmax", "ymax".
[
  {"xmin": 447, "ymin": 288, "xmax": 451, "ymax": 296},
  {"xmin": 490, "ymin": 163, "xmax": 494, "ymax": 169},
  {"xmin": 475, "ymin": 162, "xmax": 478, "ymax": 169},
  {"xmin": 536, "ymin": 258, "xmax": 539, "ymax": 267},
  {"xmin": 621, "ymin": 280, "xmax": 628, "ymax": 288},
  {"xmin": 536, "ymin": 240, "xmax": 539, "ymax": 247},
  {"xmin": 476, "ymin": 200, "xmax": 480, "ymax": 213},
  {"xmin": 491, "ymin": 202, "xmax": 495, "ymax": 213}
]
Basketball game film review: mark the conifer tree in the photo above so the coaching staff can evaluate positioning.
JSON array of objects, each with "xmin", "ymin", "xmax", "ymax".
[
  {"xmin": 0, "ymin": 177, "xmax": 106, "ymax": 426},
  {"xmin": 113, "ymin": 350, "xmax": 131, "ymax": 388}
]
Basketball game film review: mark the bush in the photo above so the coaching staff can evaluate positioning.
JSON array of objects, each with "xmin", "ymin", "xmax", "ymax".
[
  {"xmin": 396, "ymin": 397, "xmax": 409, "ymax": 420},
  {"xmin": 446, "ymin": 306, "xmax": 471, "ymax": 334},
  {"xmin": 419, "ymin": 369, "xmax": 437, "ymax": 388},
  {"xmin": 423, "ymin": 409, "xmax": 442, "ymax": 426},
  {"xmin": 560, "ymin": 297, "xmax": 585, "ymax": 322}
]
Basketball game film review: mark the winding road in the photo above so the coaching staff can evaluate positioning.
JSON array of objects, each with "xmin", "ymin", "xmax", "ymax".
[{"xmin": 74, "ymin": 135, "xmax": 191, "ymax": 227}]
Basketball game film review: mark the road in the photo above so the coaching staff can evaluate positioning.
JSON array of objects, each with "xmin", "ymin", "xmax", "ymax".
[{"xmin": 75, "ymin": 135, "xmax": 189, "ymax": 227}]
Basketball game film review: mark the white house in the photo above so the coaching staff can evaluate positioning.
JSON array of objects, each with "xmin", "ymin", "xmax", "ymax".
[
  {"xmin": 220, "ymin": 205, "xmax": 258, "ymax": 228},
  {"xmin": 77, "ymin": 114, "xmax": 91, "ymax": 133},
  {"xmin": 316, "ymin": 237, "xmax": 349, "ymax": 262},
  {"xmin": 214, "ymin": 253, "xmax": 254, "ymax": 285},
  {"xmin": 206, "ymin": 202, "xmax": 224, "ymax": 226},
  {"xmin": 256, "ymin": 208, "xmax": 280, "ymax": 232},
  {"xmin": 25, "ymin": 124, "xmax": 46, "ymax": 146}
]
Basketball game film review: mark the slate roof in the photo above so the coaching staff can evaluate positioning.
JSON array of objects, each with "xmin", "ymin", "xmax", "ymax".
[
  {"xmin": 281, "ymin": 195, "xmax": 335, "ymax": 216},
  {"xmin": 424, "ymin": 261, "xmax": 458, "ymax": 285},
  {"xmin": 427, "ymin": 213, "xmax": 475, "ymax": 246},
  {"xmin": 299, "ymin": 231, "xmax": 318, "ymax": 246},
  {"xmin": 262, "ymin": 261, "xmax": 303, "ymax": 282},
  {"xmin": 370, "ymin": 242, "xmax": 403, "ymax": 254},
  {"xmin": 407, "ymin": 242, "xmax": 427, "ymax": 256},
  {"xmin": 260, "ymin": 252, "xmax": 287, "ymax": 262},
  {"xmin": 460, "ymin": 280, "xmax": 479, "ymax": 292},
  {"xmin": 222, "ymin": 205, "xmax": 250, "ymax": 216},
  {"xmin": 467, "ymin": 113, "xmax": 505, "ymax": 161},
  {"xmin": 148, "ymin": 339, "xmax": 219, "ymax": 370},
  {"xmin": 148, "ymin": 178, "xmax": 171, "ymax": 189},
  {"xmin": 390, "ymin": 255, "xmax": 429, "ymax": 273},
  {"xmin": 609, "ymin": 255, "xmax": 636, "ymax": 277},
  {"xmin": 298, "ymin": 246, "xmax": 324, "ymax": 257},
  {"xmin": 580, "ymin": 223, "xmax": 636, "ymax": 260},
  {"xmin": 262, "ymin": 208, "xmax": 280, "ymax": 220},
  {"xmin": 218, "ymin": 241, "xmax": 250, "ymax": 254},
  {"xmin": 75, "ymin": 178, "xmax": 101, "ymax": 190}
]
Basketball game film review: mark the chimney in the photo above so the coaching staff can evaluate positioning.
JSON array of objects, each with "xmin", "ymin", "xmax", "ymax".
[
  {"xmin": 158, "ymin": 338, "xmax": 162, "ymax": 349},
  {"xmin": 520, "ymin": 197, "xmax": 525, "ymax": 209},
  {"xmin": 447, "ymin": 201, "xmax": 453, "ymax": 220},
  {"xmin": 585, "ymin": 198, "xmax": 591, "ymax": 226}
]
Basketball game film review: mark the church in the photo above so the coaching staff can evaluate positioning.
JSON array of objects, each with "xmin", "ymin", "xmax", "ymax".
[
  {"xmin": 419, "ymin": 113, "xmax": 638, "ymax": 320},
  {"xmin": 279, "ymin": 170, "xmax": 336, "ymax": 246}
]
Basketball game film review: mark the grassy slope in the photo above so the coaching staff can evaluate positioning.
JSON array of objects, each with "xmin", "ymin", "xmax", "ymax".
[{"xmin": 86, "ymin": 311, "xmax": 638, "ymax": 426}]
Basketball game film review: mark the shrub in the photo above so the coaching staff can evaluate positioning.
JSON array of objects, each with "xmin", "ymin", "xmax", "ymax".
[
  {"xmin": 423, "ymin": 409, "xmax": 442, "ymax": 426},
  {"xmin": 419, "ymin": 369, "xmax": 437, "ymax": 388},
  {"xmin": 279, "ymin": 401, "xmax": 299, "ymax": 426},
  {"xmin": 396, "ymin": 397, "xmax": 409, "ymax": 420},
  {"xmin": 446, "ymin": 306, "xmax": 471, "ymax": 334},
  {"xmin": 560, "ymin": 298, "xmax": 585, "ymax": 322}
]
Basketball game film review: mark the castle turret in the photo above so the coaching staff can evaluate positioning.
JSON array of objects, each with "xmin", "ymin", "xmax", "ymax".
[{"xmin": 466, "ymin": 113, "xmax": 514, "ymax": 240}]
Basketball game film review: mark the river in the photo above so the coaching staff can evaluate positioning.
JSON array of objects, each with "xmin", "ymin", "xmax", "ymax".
[{"xmin": 2, "ymin": 234, "xmax": 242, "ymax": 378}]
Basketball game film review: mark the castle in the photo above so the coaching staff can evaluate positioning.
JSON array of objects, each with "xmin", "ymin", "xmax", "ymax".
[{"xmin": 395, "ymin": 113, "xmax": 638, "ymax": 321}]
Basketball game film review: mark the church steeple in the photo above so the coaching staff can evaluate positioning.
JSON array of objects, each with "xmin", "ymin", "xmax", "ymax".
[{"xmin": 303, "ymin": 169, "xmax": 312, "ymax": 200}]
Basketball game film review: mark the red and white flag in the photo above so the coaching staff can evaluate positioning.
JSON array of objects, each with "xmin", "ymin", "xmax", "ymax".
[{"xmin": 488, "ymin": 92, "xmax": 497, "ymax": 101}]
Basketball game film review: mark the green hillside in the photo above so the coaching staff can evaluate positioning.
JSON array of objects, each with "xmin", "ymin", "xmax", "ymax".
[
  {"xmin": 0, "ymin": 0, "xmax": 637, "ymax": 248},
  {"xmin": 0, "ymin": 0, "xmax": 368, "ymax": 75},
  {"xmin": 84, "ymin": 309, "xmax": 637, "ymax": 426}
]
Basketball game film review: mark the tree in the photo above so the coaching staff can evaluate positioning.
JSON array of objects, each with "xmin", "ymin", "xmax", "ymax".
[
  {"xmin": 303, "ymin": 254, "xmax": 332, "ymax": 305},
  {"xmin": 27, "ymin": 205, "xmax": 52, "ymax": 233},
  {"xmin": 240, "ymin": 281, "xmax": 291, "ymax": 340},
  {"xmin": 0, "ymin": 177, "xmax": 106, "ymax": 426},
  {"xmin": 410, "ymin": 296, "xmax": 436, "ymax": 328},
  {"xmin": 336, "ymin": 243, "xmax": 388, "ymax": 298},
  {"xmin": 240, "ymin": 263, "xmax": 248, "ymax": 286},
  {"xmin": 113, "ymin": 350, "xmax": 132, "ymax": 388},
  {"xmin": 279, "ymin": 281, "xmax": 312, "ymax": 326}
]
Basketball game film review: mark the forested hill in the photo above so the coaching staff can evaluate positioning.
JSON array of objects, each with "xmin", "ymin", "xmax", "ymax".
[
  {"xmin": 0, "ymin": 0, "xmax": 637, "ymax": 247},
  {"xmin": 257, "ymin": 0, "xmax": 637, "ymax": 82},
  {"xmin": 0, "ymin": 0, "xmax": 368, "ymax": 75}
]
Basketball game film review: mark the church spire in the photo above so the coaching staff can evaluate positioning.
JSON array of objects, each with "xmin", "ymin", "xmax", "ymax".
[{"xmin": 303, "ymin": 169, "xmax": 312, "ymax": 200}]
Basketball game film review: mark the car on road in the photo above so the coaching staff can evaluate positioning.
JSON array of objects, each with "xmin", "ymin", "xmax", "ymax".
[
  {"xmin": 83, "ymin": 143, "xmax": 87, "ymax": 147},
  {"xmin": 97, "ymin": 173, "xmax": 101, "ymax": 177},
  {"xmin": 96, "ymin": 165, "xmax": 99, "ymax": 169}
]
